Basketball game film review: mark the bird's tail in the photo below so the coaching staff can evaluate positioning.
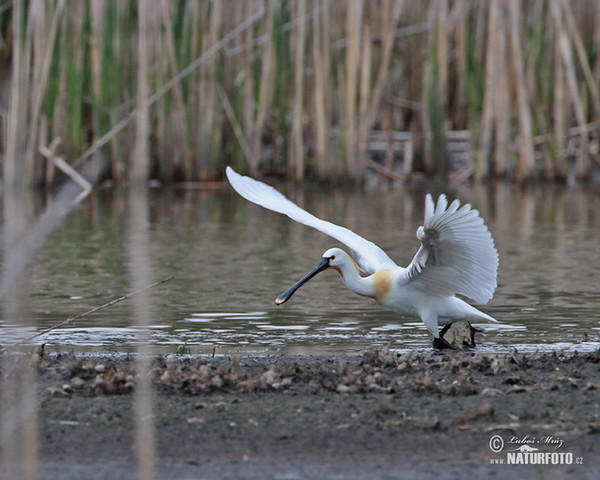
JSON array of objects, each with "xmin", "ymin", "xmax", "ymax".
[
  {"xmin": 457, "ymin": 301, "xmax": 498, "ymax": 324},
  {"xmin": 471, "ymin": 308, "xmax": 498, "ymax": 323}
]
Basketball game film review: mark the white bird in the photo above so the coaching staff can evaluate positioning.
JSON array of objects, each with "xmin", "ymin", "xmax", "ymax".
[{"xmin": 226, "ymin": 166, "xmax": 499, "ymax": 349}]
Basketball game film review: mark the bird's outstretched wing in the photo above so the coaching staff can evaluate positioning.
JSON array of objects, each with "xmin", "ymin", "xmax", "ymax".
[
  {"xmin": 226, "ymin": 166, "xmax": 397, "ymax": 273},
  {"xmin": 405, "ymin": 194, "xmax": 498, "ymax": 304}
]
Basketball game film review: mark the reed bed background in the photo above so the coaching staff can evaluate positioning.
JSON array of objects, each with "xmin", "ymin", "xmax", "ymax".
[{"xmin": 2, "ymin": 0, "xmax": 600, "ymax": 186}]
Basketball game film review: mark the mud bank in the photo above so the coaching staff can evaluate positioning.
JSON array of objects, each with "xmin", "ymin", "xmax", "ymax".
[{"xmin": 2, "ymin": 348, "xmax": 599, "ymax": 479}]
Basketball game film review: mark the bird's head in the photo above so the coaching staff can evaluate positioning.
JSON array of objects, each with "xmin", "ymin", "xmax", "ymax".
[{"xmin": 274, "ymin": 247, "xmax": 348, "ymax": 305}]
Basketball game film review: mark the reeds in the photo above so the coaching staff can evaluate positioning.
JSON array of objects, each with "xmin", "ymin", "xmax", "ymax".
[{"xmin": 2, "ymin": 0, "xmax": 600, "ymax": 185}]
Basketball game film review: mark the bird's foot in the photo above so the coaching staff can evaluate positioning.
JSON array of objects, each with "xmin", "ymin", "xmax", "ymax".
[
  {"xmin": 432, "ymin": 337, "xmax": 457, "ymax": 350},
  {"xmin": 439, "ymin": 324, "xmax": 452, "ymax": 338}
]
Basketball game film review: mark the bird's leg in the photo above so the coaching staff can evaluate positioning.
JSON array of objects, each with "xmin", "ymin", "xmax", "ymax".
[
  {"xmin": 432, "ymin": 336, "xmax": 456, "ymax": 350},
  {"xmin": 439, "ymin": 324, "xmax": 452, "ymax": 338},
  {"xmin": 433, "ymin": 324, "xmax": 458, "ymax": 350}
]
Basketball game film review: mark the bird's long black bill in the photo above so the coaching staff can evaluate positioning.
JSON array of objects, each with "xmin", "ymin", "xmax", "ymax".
[{"xmin": 275, "ymin": 257, "xmax": 330, "ymax": 305}]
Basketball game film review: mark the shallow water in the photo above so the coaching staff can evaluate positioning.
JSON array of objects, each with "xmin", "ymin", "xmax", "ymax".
[{"xmin": 1, "ymin": 182, "xmax": 599, "ymax": 355}]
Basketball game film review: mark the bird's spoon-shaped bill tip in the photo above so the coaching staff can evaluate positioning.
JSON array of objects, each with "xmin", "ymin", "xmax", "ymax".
[{"xmin": 275, "ymin": 257, "xmax": 330, "ymax": 305}]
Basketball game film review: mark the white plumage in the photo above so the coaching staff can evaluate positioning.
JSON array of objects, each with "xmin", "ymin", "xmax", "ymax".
[
  {"xmin": 226, "ymin": 166, "xmax": 396, "ymax": 273},
  {"xmin": 226, "ymin": 166, "xmax": 499, "ymax": 348},
  {"xmin": 407, "ymin": 194, "xmax": 498, "ymax": 304}
]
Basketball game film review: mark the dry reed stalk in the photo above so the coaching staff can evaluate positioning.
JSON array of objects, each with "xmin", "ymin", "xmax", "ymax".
[
  {"xmin": 184, "ymin": 0, "xmax": 201, "ymax": 179},
  {"xmin": 403, "ymin": 130, "xmax": 414, "ymax": 176},
  {"xmin": 561, "ymin": 0, "xmax": 600, "ymax": 175},
  {"xmin": 561, "ymin": 0, "xmax": 600, "ymax": 119},
  {"xmin": 357, "ymin": 0, "xmax": 403, "ymax": 174},
  {"xmin": 128, "ymin": 187, "xmax": 156, "ymax": 480},
  {"xmin": 523, "ymin": 0, "xmax": 543, "ymax": 95},
  {"xmin": 24, "ymin": 0, "xmax": 66, "ymax": 187},
  {"xmin": 159, "ymin": 0, "xmax": 190, "ymax": 180},
  {"xmin": 553, "ymin": 17, "xmax": 567, "ymax": 179},
  {"xmin": 4, "ymin": 0, "xmax": 26, "ymax": 189},
  {"xmin": 491, "ymin": 13, "xmax": 510, "ymax": 180},
  {"xmin": 195, "ymin": 2, "xmax": 209, "ymax": 181},
  {"xmin": 24, "ymin": 0, "xmax": 45, "ymax": 184},
  {"xmin": 40, "ymin": 115, "xmax": 55, "ymax": 186},
  {"xmin": 90, "ymin": 0, "xmax": 105, "ymax": 108},
  {"xmin": 422, "ymin": 2, "xmax": 447, "ymax": 176},
  {"xmin": 333, "ymin": 62, "xmax": 346, "ymax": 177},
  {"xmin": 241, "ymin": 1, "xmax": 255, "ymax": 169},
  {"xmin": 594, "ymin": 9, "xmax": 600, "ymax": 88},
  {"xmin": 89, "ymin": 1, "xmax": 117, "ymax": 179},
  {"xmin": 218, "ymin": 85, "xmax": 253, "ymax": 163},
  {"xmin": 192, "ymin": 1, "xmax": 209, "ymax": 179},
  {"xmin": 421, "ymin": 7, "xmax": 434, "ymax": 175},
  {"xmin": 508, "ymin": 0, "xmax": 535, "ymax": 181},
  {"xmin": 197, "ymin": 0, "xmax": 222, "ymax": 180},
  {"xmin": 452, "ymin": 0, "xmax": 468, "ymax": 129},
  {"xmin": 207, "ymin": 1, "xmax": 224, "ymax": 177},
  {"xmin": 525, "ymin": 1, "xmax": 555, "ymax": 180},
  {"xmin": 250, "ymin": 0, "xmax": 276, "ymax": 176},
  {"xmin": 367, "ymin": 157, "xmax": 405, "ymax": 181},
  {"xmin": 2, "ymin": 112, "xmax": 38, "ymax": 479},
  {"xmin": 62, "ymin": 3, "xmax": 86, "ymax": 160},
  {"xmin": 1, "ymin": 355, "xmax": 39, "ymax": 480},
  {"xmin": 436, "ymin": 0, "xmax": 449, "ymax": 109},
  {"xmin": 476, "ymin": 2, "xmax": 491, "ymax": 179},
  {"xmin": 40, "ymin": 140, "xmax": 92, "ymax": 204},
  {"xmin": 312, "ymin": 0, "xmax": 331, "ymax": 179},
  {"xmin": 89, "ymin": 0, "xmax": 110, "ymax": 183},
  {"xmin": 358, "ymin": 23, "xmax": 371, "ymax": 175},
  {"xmin": 478, "ymin": 0, "xmax": 509, "ymax": 179},
  {"xmin": 240, "ymin": 0, "xmax": 256, "ymax": 146},
  {"xmin": 344, "ymin": 0, "xmax": 363, "ymax": 180},
  {"xmin": 289, "ymin": 0, "xmax": 306, "ymax": 181},
  {"xmin": 473, "ymin": 0, "xmax": 487, "ymax": 63},
  {"xmin": 550, "ymin": 0, "xmax": 590, "ymax": 180},
  {"xmin": 21, "ymin": 361, "xmax": 39, "ymax": 480},
  {"xmin": 132, "ymin": 0, "xmax": 151, "ymax": 185},
  {"xmin": 381, "ymin": 101, "xmax": 394, "ymax": 176},
  {"xmin": 129, "ymin": 4, "xmax": 162, "ymax": 456}
]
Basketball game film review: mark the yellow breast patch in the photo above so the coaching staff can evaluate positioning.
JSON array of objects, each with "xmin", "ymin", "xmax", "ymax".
[{"xmin": 372, "ymin": 269, "xmax": 393, "ymax": 301}]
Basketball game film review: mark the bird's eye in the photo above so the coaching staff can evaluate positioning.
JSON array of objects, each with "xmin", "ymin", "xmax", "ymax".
[{"xmin": 330, "ymin": 255, "xmax": 335, "ymax": 260}]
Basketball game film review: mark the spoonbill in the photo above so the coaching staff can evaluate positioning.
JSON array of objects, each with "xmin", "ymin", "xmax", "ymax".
[{"xmin": 226, "ymin": 166, "xmax": 499, "ymax": 349}]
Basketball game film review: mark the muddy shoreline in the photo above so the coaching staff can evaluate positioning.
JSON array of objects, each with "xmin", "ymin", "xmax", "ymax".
[{"xmin": 2, "ymin": 348, "xmax": 599, "ymax": 479}]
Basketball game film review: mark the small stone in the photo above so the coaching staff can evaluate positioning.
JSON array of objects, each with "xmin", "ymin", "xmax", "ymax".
[
  {"xmin": 61, "ymin": 384, "xmax": 74, "ymax": 394},
  {"xmin": 481, "ymin": 387, "xmax": 502, "ymax": 397},
  {"xmin": 337, "ymin": 384, "xmax": 350, "ymax": 394},
  {"xmin": 69, "ymin": 376, "xmax": 86, "ymax": 390},
  {"xmin": 477, "ymin": 400, "xmax": 494, "ymax": 417},
  {"xmin": 47, "ymin": 386, "xmax": 69, "ymax": 397},
  {"xmin": 506, "ymin": 385, "xmax": 528, "ymax": 394}
]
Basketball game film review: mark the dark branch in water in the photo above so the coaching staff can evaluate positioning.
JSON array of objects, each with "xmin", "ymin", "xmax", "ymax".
[{"xmin": 3, "ymin": 276, "xmax": 175, "ymax": 350}]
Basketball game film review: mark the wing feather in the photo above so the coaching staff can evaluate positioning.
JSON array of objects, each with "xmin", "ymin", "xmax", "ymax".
[
  {"xmin": 226, "ymin": 167, "xmax": 397, "ymax": 273},
  {"xmin": 406, "ymin": 193, "xmax": 498, "ymax": 303}
]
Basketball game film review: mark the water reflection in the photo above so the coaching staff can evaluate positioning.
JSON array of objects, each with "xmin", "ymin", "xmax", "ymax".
[{"xmin": 1, "ymin": 183, "xmax": 599, "ymax": 354}]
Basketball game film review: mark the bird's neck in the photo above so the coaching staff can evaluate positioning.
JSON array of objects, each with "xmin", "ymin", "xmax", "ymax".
[{"xmin": 335, "ymin": 260, "xmax": 376, "ymax": 298}]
